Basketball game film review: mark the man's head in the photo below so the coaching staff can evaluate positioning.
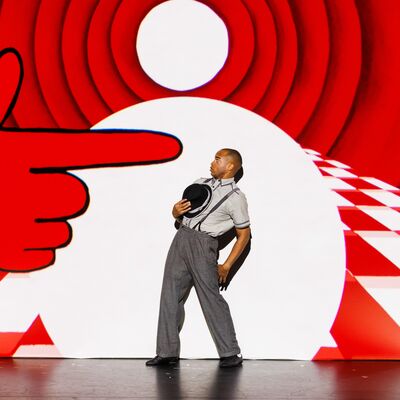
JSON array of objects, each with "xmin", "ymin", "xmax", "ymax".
[{"xmin": 210, "ymin": 148, "xmax": 243, "ymax": 179}]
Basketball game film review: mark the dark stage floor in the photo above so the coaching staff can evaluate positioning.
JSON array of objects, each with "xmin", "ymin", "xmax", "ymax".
[{"xmin": 0, "ymin": 358, "xmax": 399, "ymax": 400}]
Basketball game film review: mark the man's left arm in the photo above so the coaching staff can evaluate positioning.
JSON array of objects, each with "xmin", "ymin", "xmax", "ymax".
[
  {"xmin": 222, "ymin": 226, "xmax": 251, "ymax": 268},
  {"xmin": 218, "ymin": 193, "xmax": 251, "ymax": 284}
]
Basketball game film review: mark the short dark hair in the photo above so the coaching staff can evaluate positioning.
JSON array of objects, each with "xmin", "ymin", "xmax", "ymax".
[{"xmin": 221, "ymin": 148, "xmax": 242, "ymax": 168}]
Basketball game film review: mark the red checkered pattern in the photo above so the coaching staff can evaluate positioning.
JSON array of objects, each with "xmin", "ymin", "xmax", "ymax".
[{"xmin": 306, "ymin": 149, "xmax": 400, "ymax": 360}]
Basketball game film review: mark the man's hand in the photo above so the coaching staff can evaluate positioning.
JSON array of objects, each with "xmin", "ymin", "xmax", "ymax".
[
  {"xmin": 217, "ymin": 263, "xmax": 231, "ymax": 285},
  {"xmin": 218, "ymin": 226, "xmax": 251, "ymax": 290},
  {"xmin": 172, "ymin": 198, "xmax": 191, "ymax": 219}
]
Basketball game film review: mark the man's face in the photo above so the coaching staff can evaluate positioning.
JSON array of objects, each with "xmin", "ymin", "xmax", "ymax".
[{"xmin": 210, "ymin": 150, "xmax": 232, "ymax": 179}]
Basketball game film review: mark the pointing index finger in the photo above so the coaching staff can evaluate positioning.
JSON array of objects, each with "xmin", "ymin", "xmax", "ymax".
[{"xmin": 1, "ymin": 128, "xmax": 182, "ymax": 171}]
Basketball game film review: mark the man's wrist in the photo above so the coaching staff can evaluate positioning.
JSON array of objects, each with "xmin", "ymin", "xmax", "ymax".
[{"xmin": 172, "ymin": 211, "xmax": 181, "ymax": 219}]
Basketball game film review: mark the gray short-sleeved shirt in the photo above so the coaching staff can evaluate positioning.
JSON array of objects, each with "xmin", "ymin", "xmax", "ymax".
[{"xmin": 179, "ymin": 176, "xmax": 251, "ymax": 237}]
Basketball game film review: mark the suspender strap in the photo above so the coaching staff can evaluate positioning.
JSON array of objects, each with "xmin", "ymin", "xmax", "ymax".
[{"xmin": 192, "ymin": 187, "xmax": 240, "ymax": 232}]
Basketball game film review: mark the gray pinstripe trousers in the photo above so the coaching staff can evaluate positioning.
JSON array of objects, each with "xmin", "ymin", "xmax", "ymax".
[{"xmin": 156, "ymin": 224, "xmax": 241, "ymax": 358}]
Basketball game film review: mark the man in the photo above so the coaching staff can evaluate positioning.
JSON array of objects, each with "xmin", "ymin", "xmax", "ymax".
[{"xmin": 146, "ymin": 148, "xmax": 251, "ymax": 368}]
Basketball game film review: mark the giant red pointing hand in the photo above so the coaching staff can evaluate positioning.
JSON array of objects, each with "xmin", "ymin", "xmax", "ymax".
[{"xmin": 0, "ymin": 48, "xmax": 182, "ymax": 273}]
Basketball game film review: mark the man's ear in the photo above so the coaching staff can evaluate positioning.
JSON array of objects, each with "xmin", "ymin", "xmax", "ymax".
[{"xmin": 227, "ymin": 161, "xmax": 236, "ymax": 174}]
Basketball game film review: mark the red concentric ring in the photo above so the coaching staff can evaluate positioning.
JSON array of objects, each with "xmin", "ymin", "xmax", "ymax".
[{"xmin": 1, "ymin": 0, "xmax": 399, "ymax": 188}]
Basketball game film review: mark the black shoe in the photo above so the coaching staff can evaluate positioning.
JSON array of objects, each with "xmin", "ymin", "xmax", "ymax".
[
  {"xmin": 219, "ymin": 354, "xmax": 243, "ymax": 368},
  {"xmin": 145, "ymin": 355, "xmax": 179, "ymax": 366}
]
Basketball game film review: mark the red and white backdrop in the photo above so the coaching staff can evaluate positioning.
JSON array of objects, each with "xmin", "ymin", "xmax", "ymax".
[{"xmin": 0, "ymin": 0, "xmax": 399, "ymax": 360}]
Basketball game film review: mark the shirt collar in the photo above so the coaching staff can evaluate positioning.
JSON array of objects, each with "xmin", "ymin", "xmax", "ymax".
[{"xmin": 211, "ymin": 176, "xmax": 235, "ymax": 186}]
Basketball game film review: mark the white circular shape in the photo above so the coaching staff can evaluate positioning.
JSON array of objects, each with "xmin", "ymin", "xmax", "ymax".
[
  {"xmin": 25, "ymin": 98, "xmax": 346, "ymax": 359},
  {"xmin": 136, "ymin": 0, "xmax": 229, "ymax": 91}
]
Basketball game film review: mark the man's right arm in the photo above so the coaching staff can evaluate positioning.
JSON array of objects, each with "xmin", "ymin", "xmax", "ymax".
[
  {"xmin": 172, "ymin": 199, "xmax": 191, "ymax": 220},
  {"xmin": 172, "ymin": 177, "xmax": 206, "ymax": 220}
]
